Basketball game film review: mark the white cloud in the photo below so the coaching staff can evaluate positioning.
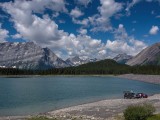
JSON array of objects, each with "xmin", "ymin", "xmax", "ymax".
[
  {"xmin": 11, "ymin": 33, "xmax": 22, "ymax": 39},
  {"xmin": 70, "ymin": 7, "xmax": 84, "ymax": 18},
  {"xmin": 106, "ymin": 24, "xmax": 147, "ymax": 56},
  {"xmin": 0, "ymin": 24, "xmax": 9, "ymax": 43},
  {"xmin": 113, "ymin": 24, "xmax": 128, "ymax": 41},
  {"xmin": 53, "ymin": 24, "xmax": 147, "ymax": 59},
  {"xmin": 15, "ymin": 0, "xmax": 67, "ymax": 13},
  {"xmin": 72, "ymin": 0, "xmax": 123, "ymax": 32},
  {"xmin": 76, "ymin": 0, "xmax": 91, "ymax": 7},
  {"xmin": 126, "ymin": 0, "xmax": 160, "ymax": 16},
  {"xmin": 1, "ymin": 0, "xmax": 67, "ymax": 45},
  {"xmin": 90, "ymin": 0, "xmax": 123, "ymax": 32},
  {"xmin": 98, "ymin": 0, "xmax": 123, "ymax": 18},
  {"xmin": 149, "ymin": 26, "xmax": 159, "ymax": 35},
  {"xmin": 72, "ymin": 18, "xmax": 89, "ymax": 26},
  {"xmin": 78, "ymin": 28, "xmax": 88, "ymax": 35},
  {"xmin": 126, "ymin": 0, "xmax": 141, "ymax": 15},
  {"xmin": 47, "ymin": 34, "xmax": 107, "ymax": 59}
]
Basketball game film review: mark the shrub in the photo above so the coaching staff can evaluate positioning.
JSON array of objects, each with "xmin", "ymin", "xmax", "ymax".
[
  {"xmin": 147, "ymin": 114, "xmax": 160, "ymax": 120},
  {"xmin": 124, "ymin": 104, "xmax": 155, "ymax": 120}
]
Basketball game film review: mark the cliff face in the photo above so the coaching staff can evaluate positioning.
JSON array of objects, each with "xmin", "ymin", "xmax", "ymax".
[
  {"xmin": 0, "ymin": 42, "xmax": 69, "ymax": 69},
  {"xmin": 127, "ymin": 43, "xmax": 160, "ymax": 66}
]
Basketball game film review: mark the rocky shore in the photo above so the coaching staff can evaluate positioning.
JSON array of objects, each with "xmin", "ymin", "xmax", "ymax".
[
  {"xmin": 117, "ymin": 74, "xmax": 160, "ymax": 84},
  {"xmin": 45, "ymin": 94, "xmax": 160, "ymax": 120}
]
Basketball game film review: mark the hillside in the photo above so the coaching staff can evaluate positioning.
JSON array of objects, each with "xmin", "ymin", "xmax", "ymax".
[
  {"xmin": 43, "ymin": 59, "xmax": 131, "ymax": 75},
  {"xmin": 127, "ymin": 43, "xmax": 160, "ymax": 66},
  {"xmin": 1, "ymin": 59, "xmax": 160, "ymax": 75},
  {"xmin": 113, "ymin": 53, "xmax": 133, "ymax": 64}
]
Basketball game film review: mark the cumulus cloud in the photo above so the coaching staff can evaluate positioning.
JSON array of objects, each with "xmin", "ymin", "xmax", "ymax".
[
  {"xmin": 46, "ymin": 33, "xmax": 107, "ymax": 59},
  {"xmin": 75, "ymin": 0, "xmax": 92, "ymax": 7},
  {"xmin": 73, "ymin": 0, "xmax": 123, "ymax": 32},
  {"xmin": 11, "ymin": 33, "xmax": 22, "ymax": 39},
  {"xmin": 77, "ymin": 28, "xmax": 88, "ymax": 35},
  {"xmin": 0, "ymin": 24, "xmax": 9, "ymax": 43},
  {"xmin": 70, "ymin": 7, "xmax": 84, "ymax": 18},
  {"xmin": 149, "ymin": 25, "xmax": 159, "ymax": 35},
  {"xmin": 72, "ymin": 18, "xmax": 89, "ymax": 26},
  {"xmin": 1, "ymin": 0, "xmax": 67, "ymax": 45},
  {"xmin": 106, "ymin": 24, "xmax": 147, "ymax": 56},
  {"xmin": 91, "ymin": 0, "xmax": 123, "ymax": 32},
  {"xmin": 53, "ymin": 24, "xmax": 147, "ymax": 59}
]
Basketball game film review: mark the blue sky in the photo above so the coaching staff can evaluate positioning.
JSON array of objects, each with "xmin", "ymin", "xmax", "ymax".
[{"xmin": 0, "ymin": 0, "xmax": 160, "ymax": 59}]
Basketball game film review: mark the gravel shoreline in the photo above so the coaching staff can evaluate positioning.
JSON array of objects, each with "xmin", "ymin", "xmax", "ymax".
[
  {"xmin": 1, "ymin": 94, "xmax": 160, "ymax": 120},
  {"xmin": 46, "ymin": 94, "xmax": 160, "ymax": 120},
  {"xmin": 117, "ymin": 74, "xmax": 160, "ymax": 84}
]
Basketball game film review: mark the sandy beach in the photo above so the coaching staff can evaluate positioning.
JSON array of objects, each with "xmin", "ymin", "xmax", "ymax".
[{"xmin": 0, "ymin": 74, "xmax": 160, "ymax": 120}]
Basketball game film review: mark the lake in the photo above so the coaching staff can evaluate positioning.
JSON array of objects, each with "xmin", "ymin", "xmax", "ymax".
[{"xmin": 0, "ymin": 76, "xmax": 159, "ymax": 116}]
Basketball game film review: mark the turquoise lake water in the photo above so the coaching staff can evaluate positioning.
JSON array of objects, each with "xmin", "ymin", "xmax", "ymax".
[{"xmin": 0, "ymin": 76, "xmax": 159, "ymax": 116}]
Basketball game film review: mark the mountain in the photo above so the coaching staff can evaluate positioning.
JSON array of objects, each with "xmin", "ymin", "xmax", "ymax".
[
  {"xmin": 0, "ymin": 42, "xmax": 69, "ymax": 69},
  {"xmin": 87, "ymin": 58, "xmax": 98, "ymax": 63},
  {"xmin": 113, "ymin": 53, "xmax": 133, "ymax": 64},
  {"xmin": 66, "ymin": 56, "xmax": 97, "ymax": 66},
  {"xmin": 65, "ymin": 56, "xmax": 87, "ymax": 66},
  {"xmin": 127, "ymin": 43, "xmax": 160, "ymax": 66},
  {"xmin": 61, "ymin": 59, "xmax": 130, "ymax": 75}
]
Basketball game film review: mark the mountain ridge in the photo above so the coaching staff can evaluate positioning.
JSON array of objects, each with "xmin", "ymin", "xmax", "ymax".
[
  {"xmin": 0, "ymin": 42, "xmax": 69, "ymax": 69},
  {"xmin": 113, "ymin": 53, "xmax": 133, "ymax": 64},
  {"xmin": 66, "ymin": 56, "xmax": 97, "ymax": 66},
  {"xmin": 127, "ymin": 43, "xmax": 160, "ymax": 66}
]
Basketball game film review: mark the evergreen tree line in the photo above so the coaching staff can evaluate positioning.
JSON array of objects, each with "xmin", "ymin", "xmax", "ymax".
[{"xmin": 1, "ymin": 59, "xmax": 160, "ymax": 75}]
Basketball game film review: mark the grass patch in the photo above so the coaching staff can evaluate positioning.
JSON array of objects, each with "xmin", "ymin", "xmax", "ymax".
[{"xmin": 147, "ymin": 114, "xmax": 160, "ymax": 120}]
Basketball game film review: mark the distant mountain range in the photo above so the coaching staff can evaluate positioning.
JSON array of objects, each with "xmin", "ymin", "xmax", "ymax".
[
  {"xmin": 0, "ymin": 42, "xmax": 160, "ymax": 70},
  {"xmin": 113, "ymin": 53, "xmax": 133, "ymax": 64},
  {"xmin": 127, "ymin": 43, "xmax": 160, "ymax": 66},
  {"xmin": 65, "ymin": 56, "xmax": 97, "ymax": 66},
  {"xmin": 0, "ymin": 42, "xmax": 69, "ymax": 69},
  {"xmin": 65, "ymin": 56, "xmax": 86, "ymax": 66}
]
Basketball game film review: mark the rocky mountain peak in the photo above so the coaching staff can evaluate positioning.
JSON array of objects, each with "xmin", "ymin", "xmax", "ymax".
[
  {"xmin": 113, "ymin": 53, "xmax": 132, "ymax": 64},
  {"xmin": 0, "ymin": 42, "xmax": 69, "ymax": 69},
  {"xmin": 66, "ymin": 56, "xmax": 97, "ymax": 66}
]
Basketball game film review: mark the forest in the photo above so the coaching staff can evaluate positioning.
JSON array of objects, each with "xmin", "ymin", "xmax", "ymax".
[{"xmin": 1, "ymin": 59, "xmax": 160, "ymax": 75}]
